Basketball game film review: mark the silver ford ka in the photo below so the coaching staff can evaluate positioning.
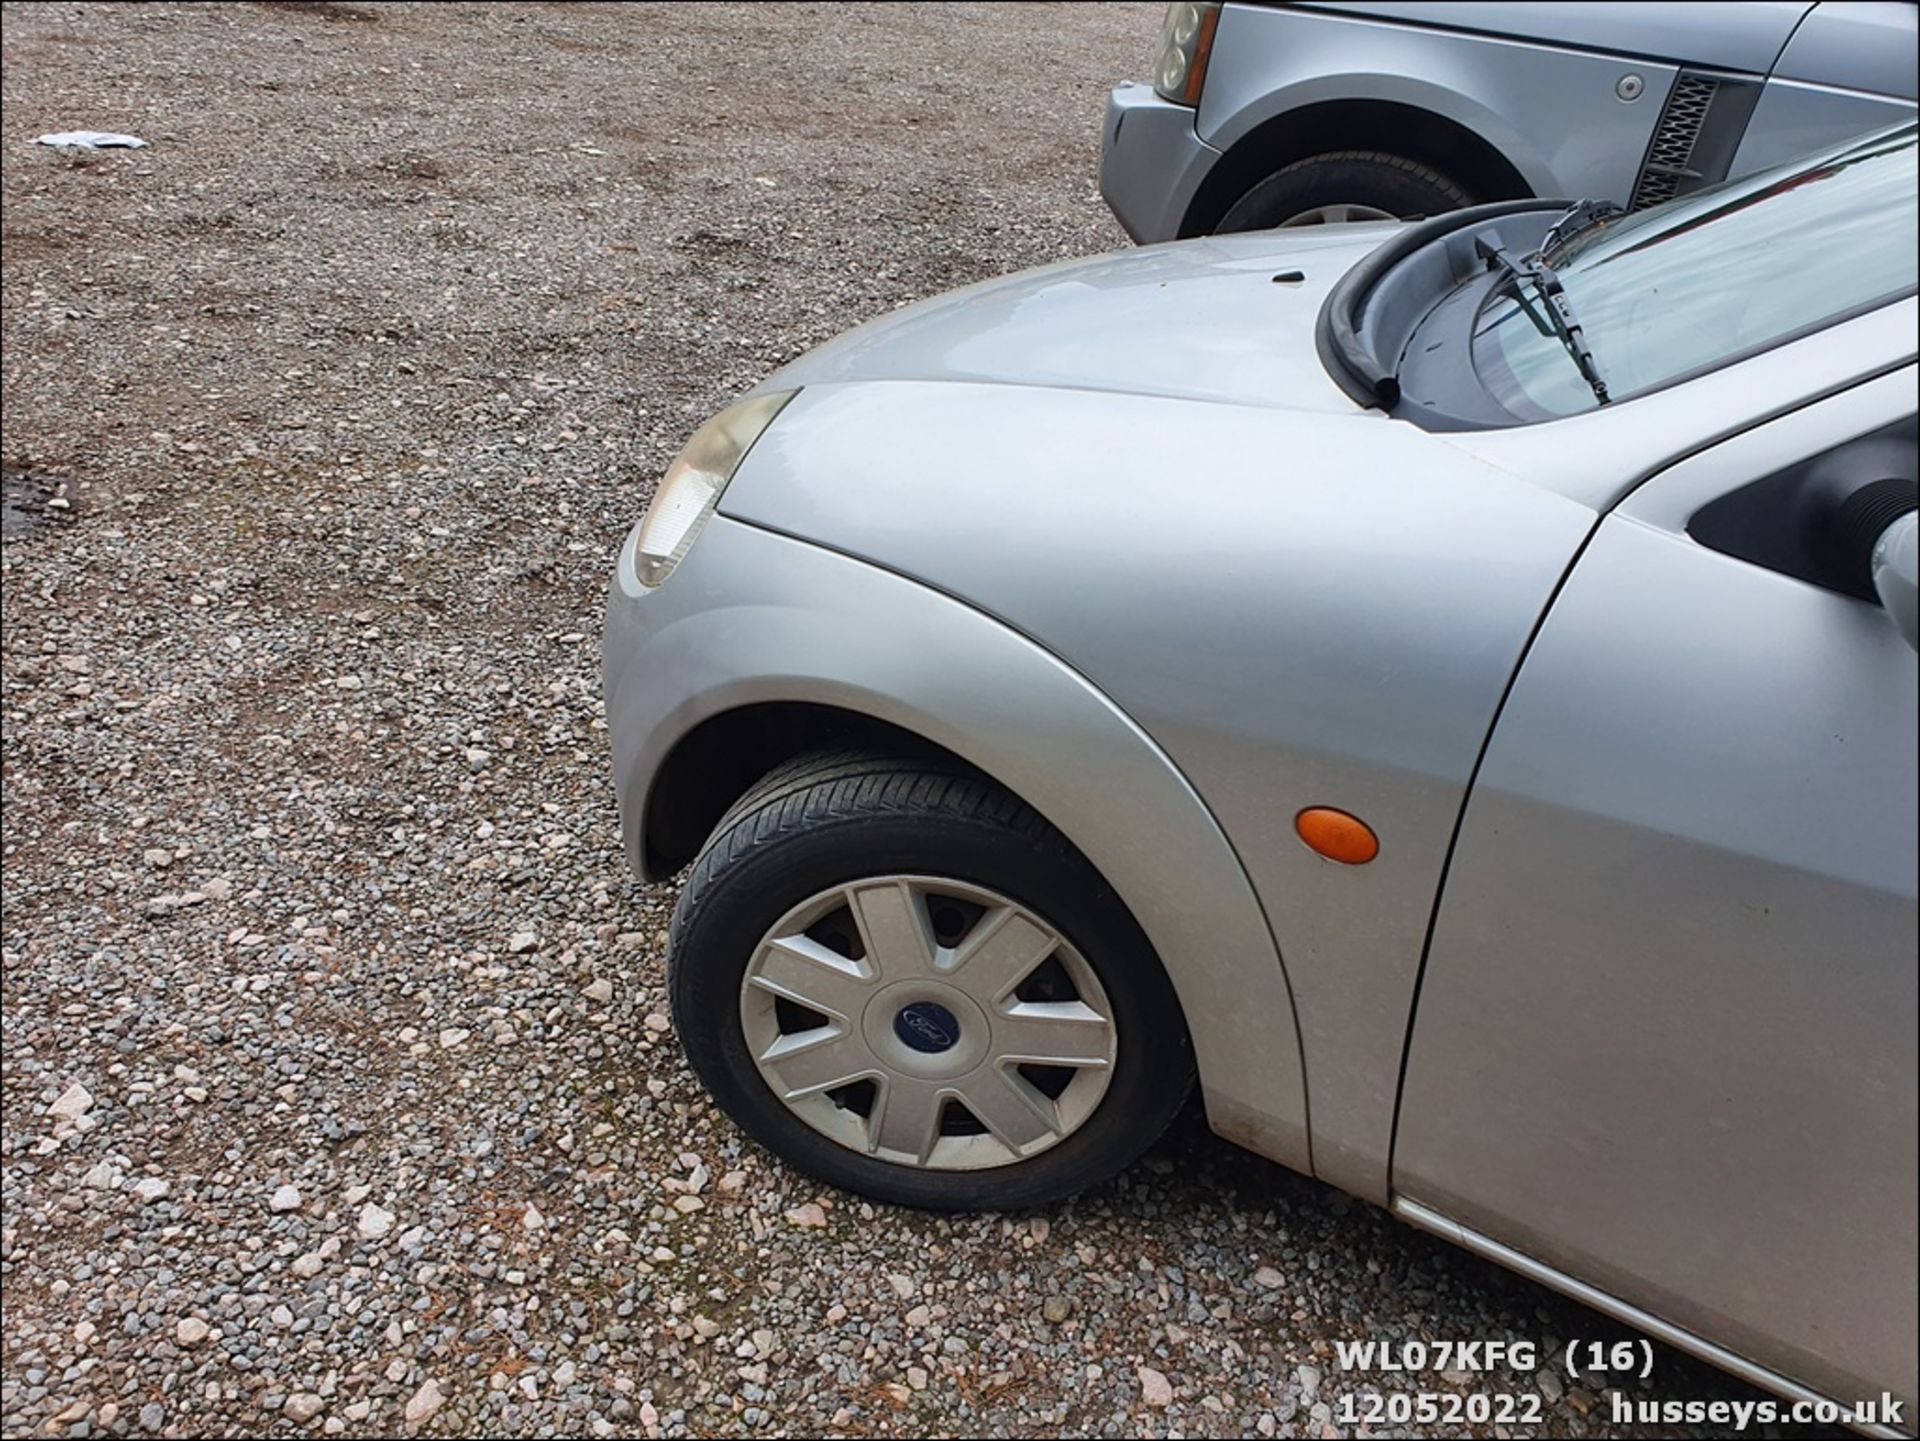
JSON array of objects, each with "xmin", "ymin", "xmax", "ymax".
[{"xmin": 604, "ymin": 126, "xmax": 1918, "ymax": 1425}]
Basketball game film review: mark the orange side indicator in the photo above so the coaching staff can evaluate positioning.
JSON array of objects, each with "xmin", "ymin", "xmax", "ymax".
[{"xmin": 1295, "ymin": 807, "xmax": 1380, "ymax": 865}]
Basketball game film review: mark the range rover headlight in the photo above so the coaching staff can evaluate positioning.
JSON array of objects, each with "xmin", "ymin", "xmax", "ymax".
[
  {"xmin": 632, "ymin": 389, "xmax": 796, "ymax": 587},
  {"xmin": 1152, "ymin": 1, "xmax": 1221, "ymax": 106}
]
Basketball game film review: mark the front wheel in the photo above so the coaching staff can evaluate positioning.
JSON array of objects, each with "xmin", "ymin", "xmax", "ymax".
[
  {"xmin": 667, "ymin": 750, "xmax": 1195, "ymax": 1211},
  {"xmin": 1214, "ymin": 150, "xmax": 1471, "ymax": 232}
]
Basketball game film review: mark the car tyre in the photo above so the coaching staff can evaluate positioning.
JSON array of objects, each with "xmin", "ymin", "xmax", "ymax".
[
  {"xmin": 1215, "ymin": 150, "xmax": 1472, "ymax": 231},
  {"xmin": 668, "ymin": 748, "xmax": 1196, "ymax": 1211}
]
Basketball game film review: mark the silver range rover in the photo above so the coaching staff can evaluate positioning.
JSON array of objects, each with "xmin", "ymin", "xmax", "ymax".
[{"xmin": 1102, "ymin": 0, "xmax": 1918, "ymax": 238}]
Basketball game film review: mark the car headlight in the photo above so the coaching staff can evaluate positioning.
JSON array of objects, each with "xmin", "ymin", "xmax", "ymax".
[
  {"xmin": 1152, "ymin": 1, "xmax": 1221, "ymax": 106},
  {"xmin": 632, "ymin": 389, "xmax": 796, "ymax": 587}
]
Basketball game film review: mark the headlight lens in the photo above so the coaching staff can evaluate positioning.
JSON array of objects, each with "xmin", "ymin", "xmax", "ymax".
[
  {"xmin": 1152, "ymin": 1, "xmax": 1220, "ymax": 106},
  {"xmin": 632, "ymin": 389, "xmax": 795, "ymax": 587}
]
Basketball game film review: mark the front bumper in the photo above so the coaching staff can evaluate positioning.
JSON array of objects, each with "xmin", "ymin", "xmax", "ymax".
[{"xmin": 1098, "ymin": 82, "xmax": 1224, "ymax": 244}]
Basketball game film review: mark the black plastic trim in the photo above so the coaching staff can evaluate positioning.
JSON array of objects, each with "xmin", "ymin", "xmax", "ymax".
[
  {"xmin": 1629, "ymin": 69, "xmax": 1762, "ymax": 210},
  {"xmin": 1688, "ymin": 415, "xmax": 1918, "ymax": 601},
  {"xmin": 1679, "ymin": 75, "xmax": 1762, "ymax": 195},
  {"xmin": 1314, "ymin": 199, "xmax": 1568, "ymax": 409}
]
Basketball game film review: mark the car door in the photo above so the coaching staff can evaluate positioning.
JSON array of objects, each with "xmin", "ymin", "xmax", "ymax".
[{"xmin": 1392, "ymin": 366, "xmax": 1918, "ymax": 1410}]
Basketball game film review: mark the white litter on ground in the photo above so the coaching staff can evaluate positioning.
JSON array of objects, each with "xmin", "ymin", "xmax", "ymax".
[{"xmin": 34, "ymin": 131, "xmax": 148, "ymax": 149}]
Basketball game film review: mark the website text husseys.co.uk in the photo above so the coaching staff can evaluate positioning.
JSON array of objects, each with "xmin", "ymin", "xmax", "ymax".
[{"xmin": 1330, "ymin": 1339, "xmax": 1906, "ymax": 1434}]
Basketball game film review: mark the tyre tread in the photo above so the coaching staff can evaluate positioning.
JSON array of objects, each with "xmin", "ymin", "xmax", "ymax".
[
  {"xmin": 1217, "ymin": 149, "xmax": 1471, "ymax": 232},
  {"xmin": 674, "ymin": 750, "xmax": 1063, "ymax": 971},
  {"xmin": 666, "ymin": 745, "xmax": 1193, "ymax": 1210}
]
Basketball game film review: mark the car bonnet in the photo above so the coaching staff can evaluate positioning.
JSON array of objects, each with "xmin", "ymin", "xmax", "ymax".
[{"xmin": 754, "ymin": 225, "xmax": 1402, "ymax": 416}]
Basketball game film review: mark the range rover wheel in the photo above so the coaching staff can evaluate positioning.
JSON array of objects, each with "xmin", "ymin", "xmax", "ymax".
[
  {"xmin": 668, "ymin": 749, "xmax": 1194, "ymax": 1211},
  {"xmin": 1215, "ymin": 150, "xmax": 1471, "ymax": 232}
]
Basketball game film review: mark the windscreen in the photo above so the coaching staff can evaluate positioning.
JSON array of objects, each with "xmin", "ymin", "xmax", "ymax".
[{"xmin": 1473, "ymin": 125, "xmax": 1918, "ymax": 417}]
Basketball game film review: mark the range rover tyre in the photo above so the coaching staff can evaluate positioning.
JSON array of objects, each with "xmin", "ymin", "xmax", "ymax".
[
  {"xmin": 1216, "ymin": 150, "xmax": 1471, "ymax": 231},
  {"xmin": 668, "ymin": 749, "xmax": 1196, "ymax": 1211}
]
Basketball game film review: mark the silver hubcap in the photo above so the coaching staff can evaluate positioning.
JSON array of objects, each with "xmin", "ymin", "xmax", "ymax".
[
  {"xmin": 739, "ymin": 876, "xmax": 1117, "ymax": 1170},
  {"xmin": 1277, "ymin": 201, "xmax": 1398, "ymax": 227}
]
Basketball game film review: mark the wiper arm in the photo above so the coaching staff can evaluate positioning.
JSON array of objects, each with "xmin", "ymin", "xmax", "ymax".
[
  {"xmin": 1538, "ymin": 198, "xmax": 1622, "ymax": 264},
  {"xmin": 1474, "ymin": 233, "xmax": 1611, "ymax": 406}
]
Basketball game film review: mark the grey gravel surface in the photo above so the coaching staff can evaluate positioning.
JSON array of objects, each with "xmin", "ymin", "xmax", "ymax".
[{"xmin": 3, "ymin": 3, "xmax": 1808, "ymax": 1437}]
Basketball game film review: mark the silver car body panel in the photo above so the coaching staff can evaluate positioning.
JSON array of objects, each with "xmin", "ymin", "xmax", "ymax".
[
  {"xmin": 603, "ymin": 516, "xmax": 1315, "ymax": 1176},
  {"xmin": 755, "ymin": 225, "xmax": 1397, "ymax": 415},
  {"xmin": 1102, "ymin": 0, "xmax": 1917, "ymax": 243},
  {"xmin": 1292, "ymin": 2, "xmax": 1811, "ymax": 75},
  {"xmin": 723, "ymin": 379, "xmax": 1597, "ymax": 1201},
  {"xmin": 1100, "ymin": 82, "xmax": 1223, "ymax": 245},
  {"xmin": 1732, "ymin": 75, "xmax": 1920, "ymax": 175},
  {"xmin": 1770, "ymin": 0, "xmax": 1920, "ymax": 94},
  {"xmin": 1197, "ymin": 4, "xmax": 1681, "ymax": 197},
  {"xmin": 1397, "ymin": 1199, "xmax": 1911, "ymax": 1441},
  {"xmin": 1396, "ymin": 366, "xmax": 1919, "ymax": 1411}
]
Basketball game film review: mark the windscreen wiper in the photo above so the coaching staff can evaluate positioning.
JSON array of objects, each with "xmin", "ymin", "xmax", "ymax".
[
  {"xmin": 1474, "ymin": 233, "xmax": 1611, "ymax": 406},
  {"xmin": 1537, "ymin": 198, "xmax": 1623, "ymax": 264}
]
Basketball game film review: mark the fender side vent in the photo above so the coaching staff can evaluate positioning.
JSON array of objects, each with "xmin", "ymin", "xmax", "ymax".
[
  {"xmin": 1633, "ymin": 72, "xmax": 1719, "ymax": 208},
  {"xmin": 1631, "ymin": 70, "xmax": 1763, "ymax": 211}
]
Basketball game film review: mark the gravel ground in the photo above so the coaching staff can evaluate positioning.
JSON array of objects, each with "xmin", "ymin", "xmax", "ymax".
[{"xmin": 2, "ymin": 4, "xmax": 1805, "ymax": 1437}]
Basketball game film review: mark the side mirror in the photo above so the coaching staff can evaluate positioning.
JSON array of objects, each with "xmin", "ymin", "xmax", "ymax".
[{"xmin": 1872, "ymin": 511, "xmax": 1919, "ymax": 652}]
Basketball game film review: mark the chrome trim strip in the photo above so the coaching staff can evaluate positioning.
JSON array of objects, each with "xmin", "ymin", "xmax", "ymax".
[{"xmin": 1392, "ymin": 1197, "xmax": 1909, "ymax": 1440}]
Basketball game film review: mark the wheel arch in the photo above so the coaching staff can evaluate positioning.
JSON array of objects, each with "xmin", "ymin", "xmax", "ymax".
[
  {"xmin": 643, "ymin": 700, "xmax": 966, "ymax": 881},
  {"xmin": 625, "ymin": 676, "xmax": 1324, "ymax": 1174},
  {"xmin": 605, "ymin": 518, "xmax": 1316, "ymax": 1177},
  {"xmin": 1182, "ymin": 98, "xmax": 1533, "ymax": 237}
]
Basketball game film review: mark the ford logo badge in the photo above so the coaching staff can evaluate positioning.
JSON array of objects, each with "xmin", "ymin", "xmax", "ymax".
[{"xmin": 893, "ymin": 1000, "xmax": 960, "ymax": 1054}]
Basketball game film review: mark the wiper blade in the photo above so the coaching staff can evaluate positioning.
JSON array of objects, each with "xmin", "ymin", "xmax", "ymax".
[
  {"xmin": 1538, "ymin": 198, "xmax": 1623, "ymax": 263},
  {"xmin": 1474, "ymin": 233, "xmax": 1611, "ymax": 406}
]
